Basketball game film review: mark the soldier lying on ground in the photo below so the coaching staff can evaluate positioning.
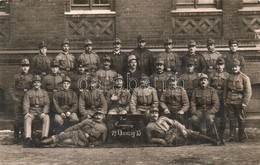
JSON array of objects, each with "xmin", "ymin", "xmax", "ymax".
[
  {"xmin": 146, "ymin": 107, "xmax": 221, "ymax": 146},
  {"xmin": 34, "ymin": 110, "xmax": 107, "ymax": 148}
]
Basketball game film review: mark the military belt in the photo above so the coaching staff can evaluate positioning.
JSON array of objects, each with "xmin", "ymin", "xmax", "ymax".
[
  {"xmin": 16, "ymin": 88, "xmax": 28, "ymax": 92},
  {"xmin": 30, "ymin": 104, "xmax": 43, "ymax": 108},
  {"xmin": 228, "ymin": 89, "xmax": 243, "ymax": 94},
  {"xmin": 60, "ymin": 68, "xmax": 72, "ymax": 71}
]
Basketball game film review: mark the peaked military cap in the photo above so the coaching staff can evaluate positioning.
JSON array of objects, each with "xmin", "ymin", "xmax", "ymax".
[
  {"xmin": 137, "ymin": 35, "xmax": 145, "ymax": 42},
  {"xmin": 199, "ymin": 73, "xmax": 208, "ymax": 80},
  {"xmin": 102, "ymin": 55, "xmax": 111, "ymax": 62},
  {"xmin": 188, "ymin": 40, "xmax": 196, "ymax": 47},
  {"xmin": 140, "ymin": 74, "xmax": 150, "ymax": 81},
  {"xmin": 62, "ymin": 76, "xmax": 71, "ymax": 83},
  {"xmin": 61, "ymin": 39, "xmax": 70, "ymax": 46},
  {"xmin": 94, "ymin": 110, "xmax": 104, "ymax": 115},
  {"xmin": 113, "ymin": 38, "xmax": 122, "ymax": 44},
  {"xmin": 114, "ymin": 74, "xmax": 123, "ymax": 81},
  {"xmin": 216, "ymin": 57, "xmax": 225, "ymax": 65},
  {"xmin": 51, "ymin": 60, "xmax": 59, "ymax": 67},
  {"xmin": 39, "ymin": 41, "xmax": 47, "ymax": 49},
  {"xmin": 187, "ymin": 59, "xmax": 195, "ymax": 66},
  {"xmin": 150, "ymin": 107, "xmax": 159, "ymax": 113},
  {"xmin": 207, "ymin": 38, "xmax": 215, "ymax": 45},
  {"xmin": 21, "ymin": 59, "xmax": 30, "ymax": 66},
  {"xmin": 232, "ymin": 59, "xmax": 241, "ymax": 66},
  {"xmin": 229, "ymin": 39, "xmax": 238, "ymax": 46},
  {"xmin": 84, "ymin": 39, "xmax": 93, "ymax": 46},
  {"xmin": 128, "ymin": 54, "xmax": 137, "ymax": 62},
  {"xmin": 32, "ymin": 75, "xmax": 41, "ymax": 82},
  {"xmin": 164, "ymin": 38, "xmax": 173, "ymax": 45},
  {"xmin": 155, "ymin": 58, "xmax": 165, "ymax": 65}
]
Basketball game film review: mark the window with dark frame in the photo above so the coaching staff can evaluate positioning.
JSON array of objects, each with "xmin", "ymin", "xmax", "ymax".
[
  {"xmin": 0, "ymin": 0, "xmax": 8, "ymax": 13},
  {"xmin": 243, "ymin": 0, "xmax": 260, "ymax": 7},
  {"xmin": 71, "ymin": 0, "xmax": 111, "ymax": 10},
  {"xmin": 176, "ymin": 0, "xmax": 216, "ymax": 9}
]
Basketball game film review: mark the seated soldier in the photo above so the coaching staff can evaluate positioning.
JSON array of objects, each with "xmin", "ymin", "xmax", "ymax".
[
  {"xmin": 23, "ymin": 75, "xmax": 50, "ymax": 147},
  {"xmin": 53, "ymin": 76, "xmax": 79, "ymax": 133},
  {"xmin": 79, "ymin": 77, "xmax": 108, "ymax": 120},
  {"xmin": 146, "ymin": 107, "xmax": 220, "ymax": 146},
  {"xmin": 107, "ymin": 74, "xmax": 131, "ymax": 115},
  {"xmin": 190, "ymin": 74, "xmax": 219, "ymax": 137},
  {"xmin": 160, "ymin": 75, "xmax": 189, "ymax": 124},
  {"xmin": 130, "ymin": 74, "xmax": 159, "ymax": 116},
  {"xmin": 34, "ymin": 110, "xmax": 107, "ymax": 148}
]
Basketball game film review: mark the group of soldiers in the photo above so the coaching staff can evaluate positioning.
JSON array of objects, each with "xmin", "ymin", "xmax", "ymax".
[{"xmin": 9, "ymin": 35, "xmax": 252, "ymax": 148}]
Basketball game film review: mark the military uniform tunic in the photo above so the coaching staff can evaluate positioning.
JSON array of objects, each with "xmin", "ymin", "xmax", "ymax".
[
  {"xmin": 157, "ymin": 51, "xmax": 180, "ymax": 73},
  {"xmin": 95, "ymin": 69, "xmax": 117, "ymax": 94},
  {"xmin": 77, "ymin": 51, "xmax": 100, "ymax": 73},
  {"xmin": 179, "ymin": 72, "xmax": 199, "ymax": 99},
  {"xmin": 110, "ymin": 51, "xmax": 128, "ymax": 74},
  {"xmin": 150, "ymin": 72, "xmax": 169, "ymax": 99},
  {"xmin": 42, "ymin": 73, "xmax": 63, "ymax": 99},
  {"xmin": 202, "ymin": 51, "xmax": 222, "ymax": 75},
  {"xmin": 224, "ymin": 52, "xmax": 245, "ymax": 74},
  {"xmin": 181, "ymin": 53, "xmax": 207, "ymax": 74},
  {"xmin": 55, "ymin": 52, "xmax": 75, "ymax": 74},
  {"xmin": 30, "ymin": 54, "xmax": 52, "ymax": 75},
  {"xmin": 79, "ymin": 90, "xmax": 108, "ymax": 118}
]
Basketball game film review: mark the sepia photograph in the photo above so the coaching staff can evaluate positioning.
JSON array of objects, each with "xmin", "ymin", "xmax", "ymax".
[{"xmin": 0, "ymin": 0, "xmax": 260, "ymax": 164}]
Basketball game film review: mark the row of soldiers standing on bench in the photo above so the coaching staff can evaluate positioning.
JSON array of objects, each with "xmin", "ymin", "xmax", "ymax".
[{"xmin": 9, "ymin": 35, "xmax": 252, "ymax": 147}]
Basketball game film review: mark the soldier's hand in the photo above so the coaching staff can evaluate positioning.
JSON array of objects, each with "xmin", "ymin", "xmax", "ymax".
[
  {"xmin": 182, "ymin": 129, "xmax": 188, "ymax": 138},
  {"xmin": 61, "ymin": 113, "xmax": 66, "ymax": 119},
  {"xmin": 159, "ymin": 139, "xmax": 167, "ymax": 146},
  {"xmin": 178, "ymin": 110, "xmax": 184, "ymax": 115},
  {"xmin": 242, "ymin": 103, "xmax": 247, "ymax": 107},
  {"xmin": 66, "ymin": 111, "xmax": 71, "ymax": 117},
  {"xmin": 111, "ymin": 94, "xmax": 118, "ymax": 101},
  {"xmin": 85, "ymin": 133, "xmax": 90, "ymax": 138},
  {"xmin": 164, "ymin": 109, "xmax": 170, "ymax": 115},
  {"xmin": 40, "ymin": 113, "xmax": 46, "ymax": 119}
]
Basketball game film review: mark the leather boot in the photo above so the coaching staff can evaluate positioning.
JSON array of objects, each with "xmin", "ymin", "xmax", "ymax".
[
  {"xmin": 226, "ymin": 119, "xmax": 236, "ymax": 142},
  {"xmin": 34, "ymin": 137, "xmax": 54, "ymax": 147},
  {"xmin": 238, "ymin": 122, "xmax": 246, "ymax": 143},
  {"xmin": 13, "ymin": 124, "xmax": 19, "ymax": 144}
]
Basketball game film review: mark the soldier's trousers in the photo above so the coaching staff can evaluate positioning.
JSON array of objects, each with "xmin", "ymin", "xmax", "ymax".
[
  {"xmin": 24, "ymin": 113, "xmax": 50, "ymax": 139},
  {"xmin": 190, "ymin": 111, "xmax": 215, "ymax": 135},
  {"xmin": 226, "ymin": 104, "xmax": 246, "ymax": 139},
  {"xmin": 216, "ymin": 101, "xmax": 227, "ymax": 139},
  {"xmin": 13, "ymin": 101, "xmax": 24, "ymax": 142},
  {"xmin": 54, "ymin": 113, "xmax": 79, "ymax": 126}
]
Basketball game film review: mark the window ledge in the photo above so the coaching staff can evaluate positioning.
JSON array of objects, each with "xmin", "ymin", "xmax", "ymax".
[
  {"xmin": 65, "ymin": 10, "xmax": 116, "ymax": 15},
  {"xmin": 0, "ymin": 12, "xmax": 9, "ymax": 16},
  {"xmin": 239, "ymin": 7, "xmax": 260, "ymax": 12},
  {"xmin": 172, "ymin": 8, "xmax": 222, "ymax": 13}
]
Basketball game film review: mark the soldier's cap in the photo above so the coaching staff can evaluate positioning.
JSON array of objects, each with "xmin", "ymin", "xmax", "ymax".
[
  {"xmin": 102, "ymin": 55, "xmax": 111, "ymax": 62},
  {"xmin": 128, "ymin": 54, "xmax": 137, "ymax": 62},
  {"xmin": 84, "ymin": 39, "xmax": 93, "ymax": 46},
  {"xmin": 21, "ymin": 59, "xmax": 30, "ymax": 66},
  {"xmin": 62, "ymin": 76, "xmax": 71, "ymax": 83},
  {"xmin": 207, "ymin": 38, "xmax": 215, "ymax": 45},
  {"xmin": 140, "ymin": 74, "xmax": 150, "ymax": 81},
  {"xmin": 113, "ymin": 38, "xmax": 122, "ymax": 44},
  {"xmin": 155, "ymin": 58, "xmax": 165, "ymax": 65},
  {"xmin": 137, "ymin": 35, "xmax": 145, "ymax": 43},
  {"xmin": 187, "ymin": 59, "xmax": 195, "ymax": 66},
  {"xmin": 94, "ymin": 110, "xmax": 104, "ymax": 115},
  {"xmin": 32, "ymin": 75, "xmax": 41, "ymax": 82},
  {"xmin": 150, "ymin": 107, "xmax": 159, "ymax": 113},
  {"xmin": 90, "ymin": 77, "xmax": 100, "ymax": 84},
  {"xmin": 61, "ymin": 39, "xmax": 70, "ymax": 46},
  {"xmin": 77, "ymin": 61, "xmax": 85, "ymax": 68},
  {"xmin": 164, "ymin": 38, "xmax": 173, "ymax": 45},
  {"xmin": 51, "ymin": 60, "xmax": 59, "ymax": 68},
  {"xmin": 216, "ymin": 57, "xmax": 225, "ymax": 65},
  {"xmin": 114, "ymin": 74, "xmax": 123, "ymax": 81},
  {"xmin": 229, "ymin": 39, "xmax": 238, "ymax": 46},
  {"xmin": 188, "ymin": 40, "xmax": 196, "ymax": 47},
  {"xmin": 168, "ymin": 76, "xmax": 176, "ymax": 82},
  {"xmin": 232, "ymin": 59, "xmax": 241, "ymax": 66},
  {"xmin": 39, "ymin": 41, "xmax": 47, "ymax": 49},
  {"xmin": 199, "ymin": 73, "xmax": 208, "ymax": 80}
]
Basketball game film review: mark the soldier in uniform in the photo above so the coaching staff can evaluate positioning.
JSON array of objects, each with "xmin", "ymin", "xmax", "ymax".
[
  {"xmin": 146, "ymin": 107, "xmax": 219, "ymax": 146},
  {"xmin": 123, "ymin": 54, "xmax": 142, "ymax": 93},
  {"xmin": 190, "ymin": 74, "xmax": 219, "ymax": 137},
  {"xmin": 202, "ymin": 38, "xmax": 222, "ymax": 75},
  {"xmin": 209, "ymin": 57, "xmax": 229, "ymax": 142},
  {"xmin": 160, "ymin": 75, "xmax": 189, "ymax": 124},
  {"xmin": 150, "ymin": 58, "xmax": 169, "ymax": 98},
  {"xmin": 110, "ymin": 38, "xmax": 128, "ymax": 74},
  {"xmin": 53, "ymin": 76, "xmax": 79, "ymax": 133},
  {"xmin": 77, "ymin": 39, "xmax": 101, "ymax": 74},
  {"xmin": 130, "ymin": 74, "xmax": 159, "ymax": 116},
  {"xmin": 224, "ymin": 59, "xmax": 252, "ymax": 142},
  {"xmin": 9, "ymin": 59, "xmax": 33, "ymax": 144},
  {"xmin": 23, "ymin": 75, "xmax": 50, "ymax": 147},
  {"xmin": 35, "ymin": 110, "xmax": 107, "ymax": 148},
  {"xmin": 130, "ymin": 35, "xmax": 154, "ymax": 76},
  {"xmin": 157, "ymin": 38, "xmax": 180, "ymax": 74},
  {"xmin": 224, "ymin": 39, "xmax": 245, "ymax": 74},
  {"xmin": 95, "ymin": 55, "xmax": 117, "ymax": 97},
  {"xmin": 107, "ymin": 74, "xmax": 131, "ymax": 115},
  {"xmin": 30, "ymin": 41, "xmax": 52, "ymax": 76},
  {"xmin": 180, "ymin": 40, "xmax": 206, "ymax": 74},
  {"xmin": 55, "ymin": 39, "xmax": 75, "ymax": 76},
  {"xmin": 79, "ymin": 77, "xmax": 108, "ymax": 120}
]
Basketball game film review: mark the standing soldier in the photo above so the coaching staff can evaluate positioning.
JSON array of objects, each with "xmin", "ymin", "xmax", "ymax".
[
  {"xmin": 150, "ymin": 58, "xmax": 169, "ymax": 98},
  {"xmin": 181, "ymin": 40, "xmax": 206, "ymax": 74},
  {"xmin": 23, "ymin": 75, "xmax": 50, "ymax": 147},
  {"xmin": 53, "ymin": 76, "xmax": 79, "ymax": 133},
  {"xmin": 95, "ymin": 55, "xmax": 117, "ymax": 97},
  {"xmin": 77, "ymin": 39, "xmax": 101, "ymax": 74},
  {"xmin": 110, "ymin": 38, "xmax": 128, "ymax": 74},
  {"xmin": 55, "ymin": 39, "xmax": 75, "ymax": 76},
  {"xmin": 130, "ymin": 74, "xmax": 159, "ymax": 116},
  {"xmin": 79, "ymin": 77, "xmax": 108, "ymax": 120},
  {"xmin": 30, "ymin": 41, "xmax": 52, "ymax": 76},
  {"xmin": 158, "ymin": 38, "xmax": 180, "ymax": 74},
  {"xmin": 224, "ymin": 39, "xmax": 245, "ymax": 74},
  {"xmin": 224, "ymin": 59, "xmax": 252, "ymax": 143},
  {"xmin": 107, "ymin": 74, "xmax": 131, "ymax": 115},
  {"xmin": 190, "ymin": 74, "xmax": 219, "ymax": 137},
  {"xmin": 9, "ymin": 59, "xmax": 33, "ymax": 144},
  {"xmin": 160, "ymin": 76, "xmax": 189, "ymax": 124},
  {"xmin": 202, "ymin": 38, "xmax": 222, "ymax": 75},
  {"xmin": 123, "ymin": 54, "xmax": 142, "ymax": 93},
  {"xmin": 209, "ymin": 57, "xmax": 229, "ymax": 143},
  {"xmin": 130, "ymin": 35, "xmax": 154, "ymax": 76}
]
